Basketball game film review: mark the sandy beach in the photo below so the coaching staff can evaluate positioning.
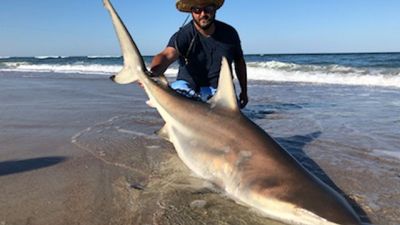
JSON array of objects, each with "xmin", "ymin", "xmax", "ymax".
[
  {"xmin": 1, "ymin": 71, "xmax": 399, "ymax": 225},
  {"xmin": 0, "ymin": 72, "xmax": 282, "ymax": 225}
]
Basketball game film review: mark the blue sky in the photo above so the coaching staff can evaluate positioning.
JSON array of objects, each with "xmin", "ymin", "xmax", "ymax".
[{"xmin": 1, "ymin": 0, "xmax": 400, "ymax": 56}]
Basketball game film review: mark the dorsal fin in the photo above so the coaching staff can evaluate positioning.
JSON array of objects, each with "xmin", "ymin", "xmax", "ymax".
[{"xmin": 208, "ymin": 57, "xmax": 239, "ymax": 112}]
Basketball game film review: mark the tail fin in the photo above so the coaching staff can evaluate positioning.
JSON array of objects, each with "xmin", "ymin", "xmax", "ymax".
[
  {"xmin": 104, "ymin": 0, "xmax": 146, "ymax": 84},
  {"xmin": 110, "ymin": 66, "xmax": 137, "ymax": 84}
]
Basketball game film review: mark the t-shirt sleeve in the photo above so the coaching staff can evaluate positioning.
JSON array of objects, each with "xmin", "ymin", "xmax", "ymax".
[
  {"xmin": 167, "ymin": 28, "xmax": 193, "ymax": 58},
  {"xmin": 167, "ymin": 32, "xmax": 178, "ymax": 48},
  {"xmin": 233, "ymin": 29, "xmax": 244, "ymax": 60}
]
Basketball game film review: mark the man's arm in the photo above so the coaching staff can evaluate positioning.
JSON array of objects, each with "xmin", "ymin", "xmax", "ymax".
[
  {"xmin": 234, "ymin": 56, "xmax": 248, "ymax": 109},
  {"xmin": 150, "ymin": 47, "xmax": 179, "ymax": 76}
]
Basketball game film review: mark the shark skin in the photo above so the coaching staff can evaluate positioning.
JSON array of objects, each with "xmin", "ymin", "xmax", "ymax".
[{"xmin": 103, "ymin": 0, "xmax": 363, "ymax": 224}]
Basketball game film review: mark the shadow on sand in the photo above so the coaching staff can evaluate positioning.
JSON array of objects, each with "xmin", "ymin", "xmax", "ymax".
[
  {"xmin": 276, "ymin": 131, "xmax": 371, "ymax": 224},
  {"xmin": 0, "ymin": 156, "xmax": 67, "ymax": 176},
  {"xmin": 243, "ymin": 104, "xmax": 370, "ymax": 223}
]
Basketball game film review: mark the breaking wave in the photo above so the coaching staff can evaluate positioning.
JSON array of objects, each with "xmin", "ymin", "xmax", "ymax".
[{"xmin": 1, "ymin": 54, "xmax": 400, "ymax": 88}]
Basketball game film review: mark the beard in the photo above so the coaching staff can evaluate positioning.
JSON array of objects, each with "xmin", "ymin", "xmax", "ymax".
[{"xmin": 193, "ymin": 14, "xmax": 215, "ymax": 31}]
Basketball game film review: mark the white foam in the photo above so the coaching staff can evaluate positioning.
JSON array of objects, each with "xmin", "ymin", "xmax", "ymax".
[
  {"xmin": 34, "ymin": 56, "xmax": 64, "ymax": 59},
  {"xmin": 1, "ymin": 63, "xmax": 122, "ymax": 75},
  {"xmin": 3, "ymin": 62, "xmax": 30, "ymax": 68},
  {"xmin": 164, "ymin": 68, "xmax": 179, "ymax": 77},
  {"xmin": 87, "ymin": 55, "xmax": 120, "ymax": 58},
  {"xmin": 0, "ymin": 62, "xmax": 179, "ymax": 77},
  {"xmin": 245, "ymin": 61, "xmax": 400, "ymax": 88},
  {"xmin": 1, "ymin": 58, "xmax": 399, "ymax": 88}
]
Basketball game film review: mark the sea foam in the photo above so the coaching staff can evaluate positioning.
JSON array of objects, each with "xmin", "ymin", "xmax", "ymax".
[
  {"xmin": 245, "ymin": 61, "xmax": 400, "ymax": 88},
  {"xmin": 1, "ymin": 54, "xmax": 400, "ymax": 88}
]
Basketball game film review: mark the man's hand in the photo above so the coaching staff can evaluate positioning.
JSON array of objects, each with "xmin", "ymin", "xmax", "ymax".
[
  {"xmin": 239, "ymin": 92, "xmax": 248, "ymax": 109},
  {"xmin": 137, "ymin": 81, "xmax": 144, "ymax": 88},
  {"xmin": 137, "ymin": 71, "xmax": 158, "ymax": 88}
]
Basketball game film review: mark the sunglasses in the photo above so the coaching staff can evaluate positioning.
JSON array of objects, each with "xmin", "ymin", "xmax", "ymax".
[{"xmin": 191, "ymin": 5, "xmax": 215, "ymax": 14}]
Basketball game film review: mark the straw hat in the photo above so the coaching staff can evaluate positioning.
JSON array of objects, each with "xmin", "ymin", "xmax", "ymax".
[{"xmin": 176, "ymin": 0, "xmax": 224, "ymax": 12}]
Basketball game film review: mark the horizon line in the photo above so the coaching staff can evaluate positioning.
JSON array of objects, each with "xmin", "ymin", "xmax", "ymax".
[{"xmin": 2, "ymin": 51, "xmax": 400, "ymax": 58}]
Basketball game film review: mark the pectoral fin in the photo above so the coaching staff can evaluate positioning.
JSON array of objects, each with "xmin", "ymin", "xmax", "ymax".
[{"xmin": 155, "ymin": 124, "xmax": 170, "ymax": 141}]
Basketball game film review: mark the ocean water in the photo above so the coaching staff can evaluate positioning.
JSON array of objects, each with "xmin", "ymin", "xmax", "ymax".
[
  {"xmin": 1, "ymin": 53, "xmax": 400, "ymax": 88},
  {"xmin": 1, "ymin": 53, "xmax": 400, "ymax": 224}
]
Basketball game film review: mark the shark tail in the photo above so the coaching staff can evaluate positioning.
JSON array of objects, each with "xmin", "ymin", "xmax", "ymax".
[
  {"xmin": 110, "ymin": 66, "xmax": 138, "ymax": 84},
  {"xmin": 104, "ymin": 0, "xmax": 147, "ymax": 84}
]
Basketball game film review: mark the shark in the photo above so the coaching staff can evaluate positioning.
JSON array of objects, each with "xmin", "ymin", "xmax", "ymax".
[{"xmin": 103, "ymin": 0, "xmax": 363, "ymax": 224}]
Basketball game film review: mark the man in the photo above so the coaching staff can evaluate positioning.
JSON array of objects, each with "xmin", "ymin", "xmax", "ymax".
[{"xmin": 150, "ymin": 0, "xmax": 248, "ymax": 108}]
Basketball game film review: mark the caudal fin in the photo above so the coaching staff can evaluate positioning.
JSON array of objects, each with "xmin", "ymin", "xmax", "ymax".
[
  {"xmin": 110, "ymin": 66, "xmax": 137, "ymax": 84},
  {"xmin": 104, "ymin": 0, "xmax": 147, "ymax": 84}
]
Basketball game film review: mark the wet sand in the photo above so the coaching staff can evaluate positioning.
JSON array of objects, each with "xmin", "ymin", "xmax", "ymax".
[
  {"xmin": 1, "ymin": 71, "xmax": 399, "ymax": 225},
  {"xmin": 0, "ymin": 72, "xmax": 149, "ymax": 225},
  {"xmin": 0, "ymin": 72, "xmax": 282, "ymax": 225}
]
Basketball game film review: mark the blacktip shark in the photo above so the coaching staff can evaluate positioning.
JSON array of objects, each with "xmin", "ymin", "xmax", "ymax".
[{"xmin": 103, "ymin": 0, "xmax": 363, "ymax": 224}]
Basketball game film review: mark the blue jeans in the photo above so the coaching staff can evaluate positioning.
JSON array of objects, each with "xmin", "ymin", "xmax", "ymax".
[{"xmin": 170, "ymin": 80, "xmax": 216, "ymax": 102}]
